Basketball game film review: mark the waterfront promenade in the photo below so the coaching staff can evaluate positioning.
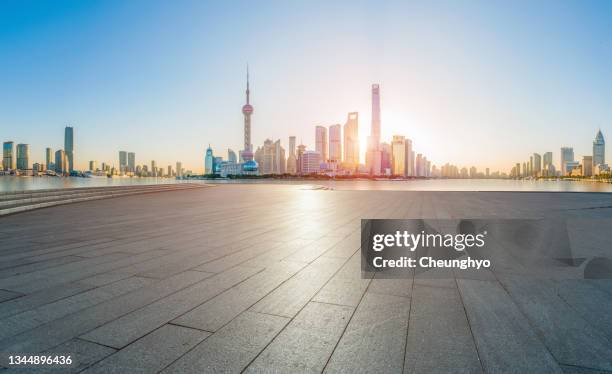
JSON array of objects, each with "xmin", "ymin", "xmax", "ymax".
[{"xmin": 1, "ymin": 184, "xmax": 612, "ymax": 373}]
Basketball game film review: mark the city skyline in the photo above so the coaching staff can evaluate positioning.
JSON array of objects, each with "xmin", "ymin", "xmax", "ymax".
[
  {"xmin": 1, "ymin": 80, "xmax": 608, "ymax": 178},
  {"xmin": 1, "ymin": 0, "xmax": 611, "ymax": 172}
]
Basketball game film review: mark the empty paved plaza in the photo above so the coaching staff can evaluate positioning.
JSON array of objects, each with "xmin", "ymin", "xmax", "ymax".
[{"xmin": 1, "ymin": 184, "xmax": 612, "ymax": 373}]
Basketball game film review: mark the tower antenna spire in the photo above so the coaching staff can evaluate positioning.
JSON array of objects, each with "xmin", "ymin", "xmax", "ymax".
[{"xmin": 246, "ymin": 63, "xmax": 250, "ymax": 104}]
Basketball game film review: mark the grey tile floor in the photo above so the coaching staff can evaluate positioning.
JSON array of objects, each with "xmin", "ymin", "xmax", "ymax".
[{"xmin": 0, "ymin": 184, "xmax": 611, "ymax": 373}]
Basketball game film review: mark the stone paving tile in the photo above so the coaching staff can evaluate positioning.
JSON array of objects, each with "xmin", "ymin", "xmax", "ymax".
[
  {"xmin": 324, "ymin": 292, "xmax": 411, "ymax": 373},
  {"xmin": 250, "ymin": 256, "xmax": 346, "ymax": 317},
  {"xmin": 172, "ymin": 261, "xmax": 306, "ymax": 332},
  {"xmin": 81, "ymin": 324, "xmax": 209, "ymax": 374},
  {"xmin": 162, "ymin": 312, "xmax": 289, "ymax": 374},
  {"xmin": 246, "ymin": 301, "xmax": 353, "ymax": 373},
  {"xmin": 313, "ymin": 252, "xmax": 373, "ymax": 307},
  {"xmin": 499, "ymin": 276, "xmax": 612, "ymax": 371},
  {"xmin": 0, "ymin": 277, "xmax": 153, "ymax": 340},
  {"xmin": 457, "ymin": 278, "xmax": 563, "ymax": 373},
  {"xmin": 0, "ymin": 271, "xmax": 211, "ymax": 354},
  {"xmin": 0, "ymin": 256, "xmax": 85, "ymax": 279},
  {"xmin": 0, "ymin": 289, "xmax": 22, "ymax": 303},
  {"xmin": 557, "ymin": 279, "xmax": 612, "ymax": 341},
  {"xmin": 404, "ymin": 285, "xmax": 482, "ymax": 374},
  {"xmin": 368, "ymin": 275, "xmax": 414, "ymax": 298},
  {"xmin": 0, "ymin": 282, "xmax": 94, "ymax": 319},
  {"xmin": 80, "ymin": 265, "xmax": 260, "ymax": 348}
]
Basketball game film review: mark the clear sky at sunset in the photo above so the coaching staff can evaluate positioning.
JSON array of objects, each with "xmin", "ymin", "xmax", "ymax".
[{"xmin": 1, "ymin": 0, "xmax": 611, "ymax": 172}]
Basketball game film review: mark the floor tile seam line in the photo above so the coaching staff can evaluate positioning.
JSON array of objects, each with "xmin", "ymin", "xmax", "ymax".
[
  {"xmin": 155, "ymin": 326, "xmax": 217, "ymax": 374},
  {"xmin": 165, "ymin": 322, "xmax": 214, "ymax": 334},
  {"xmin": 236, "ymin": 311, "xmax": 296, "ymax": 374},
  {"xmin": 6, "ymin": 249, "xmax": 173, "ymax": 291},
  {"xmin": 0, "ymin": 288, "xmax": 23, "ymax": 296},
  {"xmin": 560, "ymin": 363, "xmax": 612, "ymax": 373},
  {"xmin": 309, "ymin": 300, "xmax": 358, "ymax": 309},
  {"xmin": 0, "ymin": 274, "xmax": 155, "ymax": 322},
  {"xmin": 487, "ymin": 265, "xmax": 558, "ymax": 358},
  {"xmin": 61, "ymin": 338, "xmax": 117, "ymax": 374},
  {"xmin": 158, "ymin": 266, "xmax": 269, "ymax": 327},
  {"xmin": 452, "ymin": 275, "xmax": 486, "ymax": 374},
  {"xmin": 0, "ymin": 238, "xmax": 122, "ymax": 263},
  {"xmin": 0, "ymin": 277, "xmax": 156, "ymax": 341},
  {"xmin": 259, "ymin": 235, "xmax": 355, "ymax": 306},
  {"xmin": 2, "ymin": 273, "xmax": 215, "ymax": 354},
  {"xmin": 320, "ymin": 269, "xmax": 376, "ymax": 373},
  {"xmin": 400, "ymin": 262, "xmax": 416, "ymax": 374},
  {"xmin": 0, "ymin": 283, "xmax": 98, "ymax": 320},
  {"xmin": 60, "ymin": 246, "xmax": 220, "ymax": 285},
  {"xmin": 183, "ymin": 241, "xmax": 288, "ymax": 274},
  {"xmin": 0, "ymin": 255, "xmax": 111, "ymax": 280},
  {"xmin": 552, "ymin": 282, "xmax": 612, "ymax": 346}
]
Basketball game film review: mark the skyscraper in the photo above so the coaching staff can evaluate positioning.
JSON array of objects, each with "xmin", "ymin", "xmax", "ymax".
[
  {"xmin": 204, "ymin": 146, "xmax": 214, "ymax": 174},
  {"xmin": 128, "ymin": 152, "xmax": 135, "ymax": 172},
  {"xmin": 343, "ymin": 112, "xmax": 359, "ymax": 167},
  {"xmin": 55, "ymin": 149, "xmax": 67, "ymax": 175},
  {"xmin": 286, "ymin": 136, "xmax": 297, "ymax": 174},
  {"xmin": 366, "ymin": 84, "xmax": 382, "ymax": 175},
  {"xmin": 240, "ymin": 67, "xmax": 254, "ymax": 162},
  {"xmin": 228, "ymin": 149, "xmax": 237, "ymax": 163},
  {"xmin": 370, "ymin": 84, "xmax": 381, "ymax": 150},
  {"xmin": 255, "ymin": 139, "xmax": 285, "ymax": 175},
  {"xmin": 119, "ymin": 151, "xmax": 128, "ymax": 172},
  {"xmin": 582, "ymin": 156, "xmax": 593, "ymax": 177},
  {"xmin": 3, "ymin": 141, "xmax": 15, "ymax": 171},
  {"xmin": 593, "ymin": 130, "xmax": 605, "ymax": 166},
  {"xmin": 45, "ymin": 147, "xmax": 53, "ymax": 170},
  {"xmin": 391, "ymin": 136, "xmax": 406, "ymax": 176},
  {"xmin": 328, "ymin": 124, "xmax": 342, "ymax": 162},
  {"xmin": 406, "ymin": 139, "xmax": 414, "ymax": 176},
  {"xmin": 315, "ymin": 126, "xmax": 328, "ymax": 162},
  {"xmin": 532, "ymin": 153, "xmax": 542, "ymax": 176},
  {"xmin": 16, "ymin": 144, "xmax": 30, "ymax": 170},
  {"xmin": 176, "ymin": 162, "xmax": 182, "ymax": 177},
  {"xmin": 560, "ymin": 147, "xmax": 574, "ymax": 176},
  {"xmin": 64, "ymin": 126, "xmax": 74, "ymax": 172},
  {"xmin": 296, "ymin": 144, "xmax": 306, "ymax": 174},
  {"xmin": 543, "ymin": 152, "xmax": 554, "ymax": 175},
  {"xmin": 289, "ymin": 136, "xmax": 296, "ymax": 157},
  {"xmin": 89, "ymin": 161, "xmax": 97, "ymax": 171}
]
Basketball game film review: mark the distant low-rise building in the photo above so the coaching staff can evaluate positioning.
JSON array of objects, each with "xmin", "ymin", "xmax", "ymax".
[{"xmin": 300, "ymin": 151, "xmax": 321, "ymax": 174}]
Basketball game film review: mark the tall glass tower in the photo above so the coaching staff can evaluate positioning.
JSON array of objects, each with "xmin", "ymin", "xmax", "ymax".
[
  {"xmin": 3, "ymin": 141, "xmax": 15, "ymax": 170},
  {"xmin": 64, "ymin": 126, "xmax": 74, "ymax": 172},
  {"xmin": 593, "ymin": 130, "xmax": 605, "ymax": 166},
  {"xmin": 370, "ymin": 84, "xmax": 381, "ymax": 150}
]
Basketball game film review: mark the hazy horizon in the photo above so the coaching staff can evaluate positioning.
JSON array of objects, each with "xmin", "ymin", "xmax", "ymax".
[{"xmin": 1, "ymin": 0, "xmax": 610, "ymax": 173}]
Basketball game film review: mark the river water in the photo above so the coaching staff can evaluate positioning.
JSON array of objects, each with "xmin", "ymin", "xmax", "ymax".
[{"xmin": 2, "ymin": 176, "xmax": 612, "ymax": 193}]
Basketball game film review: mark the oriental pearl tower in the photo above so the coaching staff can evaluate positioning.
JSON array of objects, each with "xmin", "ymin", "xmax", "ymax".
[{"xmin": 240, "ymin": 66, "xmax": 254, "ymax": 162}]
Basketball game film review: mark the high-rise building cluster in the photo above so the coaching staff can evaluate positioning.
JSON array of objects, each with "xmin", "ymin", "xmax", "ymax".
[
  {"xmin": 1, "ymin": 126, "xmax": 185, "ymax": 179},
  {"xmin": 510, "ymin": 130, "xmax": 607, "ymax": 178},
  {"xmin": 206, "ymin": 77, "xmax": 439, "ymax": 177},
  {"xmin": 2, "ymin": 126, "xmax": 75, "ymax": 176}
]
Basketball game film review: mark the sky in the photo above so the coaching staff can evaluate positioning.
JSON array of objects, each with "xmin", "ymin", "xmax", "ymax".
[{"xmin": 1, "ymin": 0, "xmax": 611, "ymax": 173}]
